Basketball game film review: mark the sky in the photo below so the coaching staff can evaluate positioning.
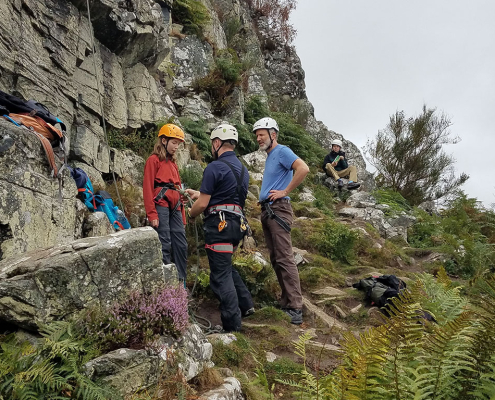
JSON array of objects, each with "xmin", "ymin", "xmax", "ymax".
[{"xmin": 291, "ymin": 0, "xmax": 495, "ymax": 207}]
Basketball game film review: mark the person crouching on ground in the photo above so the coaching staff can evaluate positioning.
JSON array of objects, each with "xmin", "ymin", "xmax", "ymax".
[
  {"xmin": 323, "ymin": 139, "xmax": 360, "ymax": 190},
  {"xmin": 186, "ymin": 124, "xmax": 254, "ymax": 332},
  {"xmin": 143, "ymin": 124, "xmax": 188, "ymax": 284},
  {"xmin": 253, "ymin": 117, "xmax": 309, "ymax": 325}
]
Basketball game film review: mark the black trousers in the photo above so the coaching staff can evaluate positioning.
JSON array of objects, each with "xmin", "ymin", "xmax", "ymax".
[{"xmin": 204, "ymin": 213, "xmax": 254, "ymax": 332}]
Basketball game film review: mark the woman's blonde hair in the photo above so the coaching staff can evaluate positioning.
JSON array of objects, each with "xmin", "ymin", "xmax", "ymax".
[{"xmin": 152, "ymin": 137, "xmax": 177, "ymax": 162}]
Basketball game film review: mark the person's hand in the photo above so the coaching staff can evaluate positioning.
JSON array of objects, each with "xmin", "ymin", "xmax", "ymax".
[
  {"xmin": 331, "ymin": 161, "xmax": 337, "ymax": 167},
  {"xmin": 186, "ymin": 188, "xmax": 200, "ymax": 200},
  {"xmin": 340, "ymin": 155, "xmax": 345, "ymax": 160},
  {"xmin": 150, "ymin": 219, "xmax": 159, "ymax": 228},
  {"xmin": 268, "ymin": 189, "xmax": 288, "ymax": 201}
]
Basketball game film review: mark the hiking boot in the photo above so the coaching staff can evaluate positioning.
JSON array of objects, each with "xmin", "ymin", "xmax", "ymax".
[
  {"xmin": 242, "ymin": 307, "xmax": 255, "ymax": 318},
  {"xmin": 283, "ymin": 308, "xmax": 303, "ymax": 325},
  {"xmin": 347, "ymin": 182, "xmax": 361, "ymax": 190},
  {"xmin": 337, "ymin": 179, "xmax": 344, "ymax": 191}
]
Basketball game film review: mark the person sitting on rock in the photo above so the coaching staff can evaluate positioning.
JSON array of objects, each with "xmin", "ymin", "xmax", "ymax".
[{"xmin": 322, "ymin": 139, "xmax": 360, "ymax": 190}]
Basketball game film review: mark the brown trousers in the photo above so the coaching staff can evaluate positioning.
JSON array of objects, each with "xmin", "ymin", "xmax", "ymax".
[
  {"xmin": 325, "ymin": 163, "xmax": 358, "ymax": 182},
  {"xmin": 261, "ymin": 201, "xmax": 303, "ymax": 310}
]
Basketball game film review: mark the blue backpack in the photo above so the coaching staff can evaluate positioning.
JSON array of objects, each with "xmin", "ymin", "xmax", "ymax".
[
  {"xmin": 69, "ymin": 167, "xmax": 130, "ymax": 230},
  {"xmin": 94, "ymin": 190, "xmax": 131, "ymax": 230},
  {"xmin": 70, "ymin": 167, "xmax": 97, "ymax": 211}
]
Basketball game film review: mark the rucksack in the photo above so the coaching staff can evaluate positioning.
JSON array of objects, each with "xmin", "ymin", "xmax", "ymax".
[
  {"xmin": 94, "ymin": 190, "xmax": 131, "ymax": 230},
  {"xmin": 70, "ymin": 167, "xmax": 97, "ymax": 211},
  {"xmin": 353, "ymin": 275, "xmax": 407, "ymax": 308},
  {"xmin": 0, "ymin": 91, "xmax": 66, "ymax": 130},
  {"xmin": 69, "ymin": 167, "xmax": 130, "ymax": 231},
  {"xmin": 0, "ymin": 91, "xmax": 67, "ymax": 177}
]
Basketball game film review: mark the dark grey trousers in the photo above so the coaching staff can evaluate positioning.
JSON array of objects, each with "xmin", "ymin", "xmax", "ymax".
[{"xmin": 155, "ymin": 205, "xmax": 188, "ymax": 280}]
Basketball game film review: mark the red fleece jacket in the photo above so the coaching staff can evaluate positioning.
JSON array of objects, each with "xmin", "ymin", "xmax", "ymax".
[{"xmin": 143, "ymin": 154, "xmax": 186, "ymax": 224}]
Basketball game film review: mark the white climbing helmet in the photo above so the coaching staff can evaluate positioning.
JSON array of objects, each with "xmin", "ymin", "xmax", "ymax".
[
  {"xmin": 210, "ymin": 123, "xmax": 239, "ymax": 143},
  {"xmin": 331, "ymin": 139, "xmax": 343, "ymax": 149},
  {"xmin": 253, "ymin": 117, "xmax": 279, "ymax": 133}
]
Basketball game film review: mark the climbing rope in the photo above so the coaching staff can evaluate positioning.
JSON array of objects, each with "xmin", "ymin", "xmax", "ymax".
[{"xmin": 85, "ymin": 0, "xmax": 125, "ymax": 213}]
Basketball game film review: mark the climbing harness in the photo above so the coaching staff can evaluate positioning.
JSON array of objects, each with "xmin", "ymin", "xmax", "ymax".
[
  {"xmin": 154, "ymin": 182, "xmax": 183, "ymax": 215},
  {"xmin": 259, "ymin": 198, "xmax": 291, "ymax": 233}
]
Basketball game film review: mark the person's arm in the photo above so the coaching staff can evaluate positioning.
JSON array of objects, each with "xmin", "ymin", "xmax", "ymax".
[
  {"xmin": 268, "ymin": 158, "xmax": 309, "ymax": 201},
  {"xmin": 339, "ymin": 152, "xmax": 348, "ymax": 169},
  {"xmin": 322, "ymin": 153, "xmax": 331, "ymax": 170},
  {"xmin": 143, "ymin": 157, "xmax": 159, "ymax": 227},
  {"xmin": 188, "ymin": 192, "xmax": 211, "ymax": 218}
]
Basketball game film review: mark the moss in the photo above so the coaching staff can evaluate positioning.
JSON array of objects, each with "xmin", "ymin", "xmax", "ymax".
[
  {"xmin": 249, "ymin": 307, "xmax": 290, "ymax": 324},
  {"xmin": 299, "ymin": 266, "xmax": 345, "ymax": 290},
  {"xmin": 211, "ymin": 333, "xmax": 252, "ymax": 368},
  {"xmin": 292, "ymin": 202, "xmax": 325, "ymax": 218}
]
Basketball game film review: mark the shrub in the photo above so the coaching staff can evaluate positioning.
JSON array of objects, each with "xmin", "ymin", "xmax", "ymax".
[
  {"xmin": 83, "ymin": 286, "xmax": 189, "ymax": 351},
  {"xmin": 246, "ymin": 0, "xmax": 298, "ymax": 45},
  {"xmin": 180, "ymin": 162, "xmax": 204, "ymax": 191},
  {"xmin": 314, "ymin": 220, "xmax": 360, "ymax": 263},
  {"xmin": 364, "ymin": 105, "xmax": 469, "ymax": 205},
  {"xmin": 373, "ymin": 188, "xmax": 412, "ymax": 216},
  {"xmin": 172, "ymin": 0, "xmax": 210, "ymax": 36},
  {"xmin": 179, "ymin": 117, "xmax": 211, "ymax": 160},
  {"xmin": 194, "ymin": 50, "xmax": 244, "ymax": 114},
  {"xmin": 232, "ymin": 252, "xmax": 278, "ymax": 302},
  {"xmin": 272, "ymin": 112, "xmax": 326, "ymax": 167}
]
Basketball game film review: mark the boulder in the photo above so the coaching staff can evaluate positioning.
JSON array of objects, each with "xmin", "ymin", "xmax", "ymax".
[
  {"xmin": 0, "ymin": 228, "xmax": 174, "ymax": 330},
  {"xmin": 346, "ymin": 192, "xmax": 377, "ymax": 208},
  {"xmin": 83, "ymin": 324, "xmax": 213, "ymax": 396}
]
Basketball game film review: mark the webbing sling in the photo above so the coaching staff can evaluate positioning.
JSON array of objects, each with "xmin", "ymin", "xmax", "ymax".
[
  {"xmin": 260, "ymin": 199, "xmax": 291, "ymax": 233},
  {"xmin": 217, "ymin": 159, "xmax": 247, "ymax": 209}
]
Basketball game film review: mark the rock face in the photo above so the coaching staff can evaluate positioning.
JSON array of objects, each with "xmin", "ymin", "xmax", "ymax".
[
  {"xmin": 0, "ymin": 121, "xmax": 85, "ymax": 259},
  {"xmin": 0, "ymin": 0, "xmax": 171, "ymax": 175},
  {"xmin": 0, "ymin": 228, "xmax": 176, "ymax": 330}
]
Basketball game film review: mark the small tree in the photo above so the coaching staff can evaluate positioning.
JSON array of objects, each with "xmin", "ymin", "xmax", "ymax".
[{"xmin": 364, "ymin": 105, "xmax": 469, "ymax": 205}]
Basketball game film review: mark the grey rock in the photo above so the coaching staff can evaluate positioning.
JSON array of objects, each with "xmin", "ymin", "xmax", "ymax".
[
  {"xmin": 0, "ymin": 228, "xmax": 169, "ymax": 329},
  {"xmin": 346, "ymin": 192, "xmax": 377, "ymax": 208},
  {"xmin": 82, "ymin": 212, "xmax": 114, "ymax": 238},
  {"xmin": 302, "ymin": 297, "xmax": 345, "ymax": 330},
  {"xmin": 0, "ymin": 122, "xmax": 84, "ymax": 260},
  {"xmin": 83, "ymin": 325, "xmax": 212, "ymax": 396},
  {"xmin": 84, "ymin": 348, "xmax": 159, "ymax": 396},
  {"xmin": 265, "ymin": 351, "xmax": 277, "ymax": 363},
  {"xmin": 299, "ymin": 187, "xmax": 316, "ymax": 203},
  {"xmin": 200, "ymin": 377, "xmax": 244, "ymax": 400},
  {"xmin": 350, "ymin": 304, "xmax": 363, "ymax": 314},
  {"xmin": 242, "ymin": 151, "xmax": 267, "ymax": 173},
  {"xmin": 248, "ymin": 184, "xmax": 260, "ymax": 198},
  {"xmin": 124, "ymin": 63, "xmax": 168, "ymax": 128},
  {"xmin": 311, "ymin": 287, "xmax": 347, "ymax": 298},
  {"xmin": 110, "ymin": 148, "xmax": 145, "ymax": 185}
]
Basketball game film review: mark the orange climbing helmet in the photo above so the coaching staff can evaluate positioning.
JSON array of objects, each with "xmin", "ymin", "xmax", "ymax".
[{"xmin": 158, "ymin": 124, "xmax": 185, "ymax": 142}]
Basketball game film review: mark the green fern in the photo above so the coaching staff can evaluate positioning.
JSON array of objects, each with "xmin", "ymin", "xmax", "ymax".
[
  {"xmin": 0, "ymin": 321, "xmax": 119, "ymax": 400},
  {"xmin": 300, "ymin": 272, "xmax": 495, "ymax": 400}
]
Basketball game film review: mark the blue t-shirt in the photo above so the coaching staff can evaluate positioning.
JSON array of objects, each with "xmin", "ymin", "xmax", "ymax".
[
  {"xmin": 259, "ymin": 145, "xmax": 299, "ymax": 201},
  {"xmin": 200, "ymin": 151, "xmax": 249, "ymax": 208}
]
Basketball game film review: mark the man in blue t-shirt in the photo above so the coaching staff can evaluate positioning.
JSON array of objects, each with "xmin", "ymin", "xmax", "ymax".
[
  {"xmin": 253, "ymin": 117, "xmax": 309, "ymax": 325},
  {"xmin": 187, "ymin": 124, "xmax": 254, "ymax": 332}
]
